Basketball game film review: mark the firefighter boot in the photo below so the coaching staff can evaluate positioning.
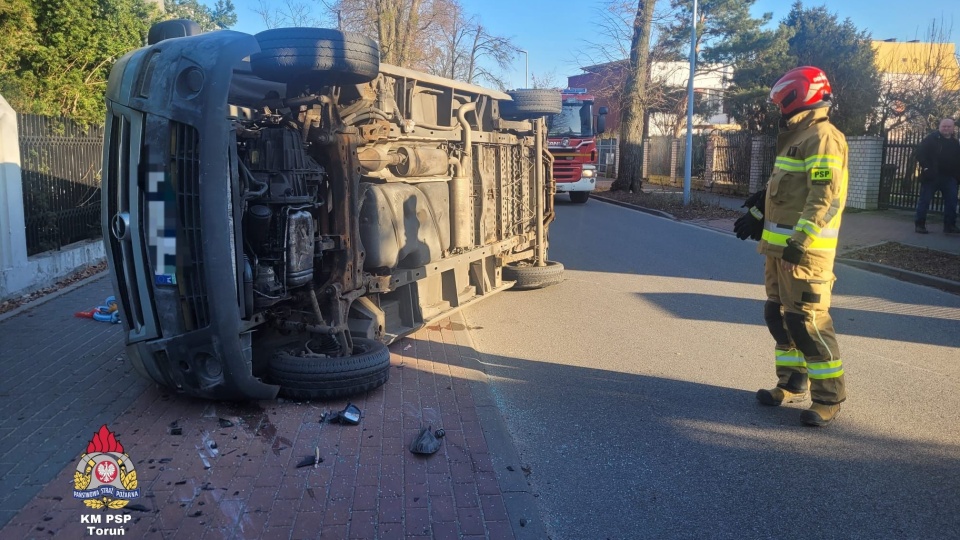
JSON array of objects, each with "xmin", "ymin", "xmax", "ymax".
[
  {"xmin": 756, "ymin": 373, "xmax": 808, "ymax": 406},
  {"xmin": 800, "ymin": 403, "xmax": 841, "ymax": 426}
]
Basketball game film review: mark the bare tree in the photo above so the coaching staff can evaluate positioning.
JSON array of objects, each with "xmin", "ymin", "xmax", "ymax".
[
  {"xmin": 252, "ymin": 0, "xmax": 329, "ymax": 28},
  {"xmin": 333, "ymin": 0, "xmax": 453, "ymax": 68},
  {"xmin": 870, "ymin": 19, "xmax": 960, "ymax": 133},
  {"xmin": 531, "ymin": 69, "xmax": 561, "ymax": 90},
  {"xmin": 612, "ymin": 1, "xmax": 657, "ymax": 192}
]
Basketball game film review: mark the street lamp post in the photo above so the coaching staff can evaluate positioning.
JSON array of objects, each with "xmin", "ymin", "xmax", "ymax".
[
  {"xmin": 683, "ymin": 0, "xmax": 697, "ymax": 206},
  {"xmin": 519, "ymin": 49, "xmax": 528, "ymax": 88}
]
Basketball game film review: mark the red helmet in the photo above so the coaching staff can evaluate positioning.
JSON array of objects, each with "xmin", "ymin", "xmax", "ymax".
[{"xmin": 769, "ymin": 66, "xmax": 833, "ymax": 116}]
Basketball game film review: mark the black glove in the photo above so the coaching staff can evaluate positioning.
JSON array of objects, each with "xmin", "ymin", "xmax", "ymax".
[
  {"xmin": 733, "ymin": 188, "xmax": 766, "ymax": 241},
  {"xmin": 742, "ymin": 188, "xmax": 766, "ymax": 214},
  {"xmin": 781, "ymin": 241, "xmax": 804, "ymax": 265}
]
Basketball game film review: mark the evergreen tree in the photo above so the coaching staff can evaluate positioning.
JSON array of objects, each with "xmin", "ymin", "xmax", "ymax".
[
  {"xmin": 726, "ymin": 1, "xmax": 880, "ymax": 135},
  {"xmin": 6, "ymin": 0, "xmax": 158, "ymax": 126},
  {"xmin": 165, "ymin": 0, "xmax": 236, "ymax": 31}
]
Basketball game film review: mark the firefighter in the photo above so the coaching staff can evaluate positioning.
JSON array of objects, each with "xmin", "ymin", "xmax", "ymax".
[{"xmin": 752, "ymin": 66, "xmax": 848, "ymax": 426}]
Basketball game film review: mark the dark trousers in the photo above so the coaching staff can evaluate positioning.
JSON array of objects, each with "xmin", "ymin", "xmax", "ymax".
[{"xmin": 915, "ymin": 175, "xmax": 959, "ymax": 227}]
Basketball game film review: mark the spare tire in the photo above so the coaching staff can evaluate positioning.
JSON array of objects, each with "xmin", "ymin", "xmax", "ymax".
[
  {"xmin": 251, "ymin": 27, "xmax": 380, "ymax": 87},
  {"xmin": 500, "ymin": 89, "xmax": 562, "ymax": 120},
  {"xmin": 503, "ymin": 260, "xmax": 565, "ymax": 290},
  {"xmin": 268, "ymin": 337, "xmax": 391, "ymax": 400}
]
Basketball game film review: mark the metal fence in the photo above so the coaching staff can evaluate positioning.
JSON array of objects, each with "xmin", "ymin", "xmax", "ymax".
[
  {"xmin": 648, "ymin": 136, "xmax": 672, "ymax": 177},
  {"xmin": 597, "ymin": 138, "xmax": 618, "ymax": 177},
  {"xmin": 674, "ymin": 134, "xmax": 707, "ymax": 179},
  {"xmin": 18, "ymin": 115, "xmax": 104, "ymax": 255},
  {"xmin": 880, "ymin": 131, "xmax": 929, "ymax": 211},
  {"xmin": 711, "ymin": 132, "xmax": 754, "ymax": 190}
]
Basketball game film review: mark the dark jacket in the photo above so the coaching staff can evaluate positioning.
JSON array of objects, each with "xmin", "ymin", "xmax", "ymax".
[{"xmin": 916, "ymin": 131, "xmax": 960, "ymax": 181}]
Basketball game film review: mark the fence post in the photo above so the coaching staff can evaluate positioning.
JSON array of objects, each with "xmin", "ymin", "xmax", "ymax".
[
  {"xmin": 0, "ymin": 94, "xmax": 30, "ymax": 297},
  {"xmin": 642, "ymin": 138, "xmax": 650, "ymax": 181},
  {"xmin": 669, "ymin": 138, "xmax": 680, "ymax": 186},
  {"xmin": 748, "ymin": 136, "xmax": 767, "ymax": 193},
  {"xmin": 703, "ymin": 134, "xmax": 716, "ymax": 187}
]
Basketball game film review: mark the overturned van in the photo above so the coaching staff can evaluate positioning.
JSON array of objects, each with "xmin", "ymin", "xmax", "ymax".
[{"xmin": 101, "ymin": 23, "xmax": 564, "ymax": 401}]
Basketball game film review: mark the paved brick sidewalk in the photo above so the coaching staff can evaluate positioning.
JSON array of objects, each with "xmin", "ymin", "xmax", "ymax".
[{"xmin": 0, "ymin": 283, "xmax": 545, "ymax": 539}]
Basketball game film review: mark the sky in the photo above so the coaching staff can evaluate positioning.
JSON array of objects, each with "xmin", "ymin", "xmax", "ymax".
[{"xmin": 228, "ymin": 0, "xmax": 958, "ymax": 89}]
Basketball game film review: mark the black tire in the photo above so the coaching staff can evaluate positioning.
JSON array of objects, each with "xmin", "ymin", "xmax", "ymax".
[
  {"xmin": 147, "ymin": 19, "xmax": 201, "ymax": 45},
  {"xmin": 251, "ymin": 27, "xmax": 380, "ymax": 87},
  {"xmin": 569, "ymin": 191, "xmax": 590, "ymax": 204},
  {"xmin": 268, "ymin": 337, "xmax": 390, "ymax": 400},
  {"xmin": 503, "ymin": 260, "xmax": 564, "ymax": 290},
  {"xmin": 500, "ymin": 89, "xmax": 562, "ymax": 120}
]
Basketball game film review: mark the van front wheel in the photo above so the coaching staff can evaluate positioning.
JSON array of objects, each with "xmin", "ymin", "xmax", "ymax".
[{"xmin": 268, "ymin": 337, "xmax": 390, "ymax": 401}]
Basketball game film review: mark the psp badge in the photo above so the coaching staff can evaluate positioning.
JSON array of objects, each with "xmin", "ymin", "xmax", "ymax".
[{"xmin": 73, "ymin": 425, "xmax": 140, "ymax": 509}]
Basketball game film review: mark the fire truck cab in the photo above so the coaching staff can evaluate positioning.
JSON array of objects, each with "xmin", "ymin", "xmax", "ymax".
[{"xmin": 546, "ymin": 89, "xmax": 607, "ymax": 203}]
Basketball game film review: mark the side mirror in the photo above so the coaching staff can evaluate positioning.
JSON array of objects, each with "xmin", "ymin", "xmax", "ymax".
[
  {"xmin": 598, "ymin": 106, "xmax": 609, "ymax": 115},
  {"xmin": 597, "ymin": 114, "xmax": 607, "ymax": 135}
]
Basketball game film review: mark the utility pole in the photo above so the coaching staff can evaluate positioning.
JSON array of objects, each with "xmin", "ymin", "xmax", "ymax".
[{"xmin": 683, "ymin": 0, "xmax": 697, "ymax": 206}]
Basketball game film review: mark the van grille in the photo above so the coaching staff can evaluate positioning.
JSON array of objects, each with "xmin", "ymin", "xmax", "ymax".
[{"xmin": 171, "ymin": 122, "xmax": 209, "ymax": 330}]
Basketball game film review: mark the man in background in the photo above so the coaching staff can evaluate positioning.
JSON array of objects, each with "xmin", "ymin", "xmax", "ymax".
[{"xmin": 914, "ymin": 118, "xmax": 960, "ymax": 234}]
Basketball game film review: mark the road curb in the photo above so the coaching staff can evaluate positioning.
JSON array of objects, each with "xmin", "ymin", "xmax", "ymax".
[
  {"xmin": 591, "ymin": 192, "xmax": 677, "ymax": 220},
  {"xmin": 592, "ymin": 192, "xmax": 960, "ymax": 295},
  {"xmin": 449, "ymin": 311, "xmax": 549, "ymax": 540},
  {"xmin": 836, "ymin": 258, "xmax": 960, "ymax": 294}
]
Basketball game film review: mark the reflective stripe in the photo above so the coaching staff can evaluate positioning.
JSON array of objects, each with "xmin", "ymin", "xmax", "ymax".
[
  {"xmin": 775, "ymin": 349, "xmax": 806, "ymax": 367},
  {"xmin": 775, "ymin": 157, "xmax": 806, "ymax": 172},
  {"xmin": 764, "ymin": 221, "xmax": 838, "ymax": 250},
  {"xmin": 795, "ymin": 218, "xmax": 822, "ymax": 234},
  {"xmin": 761, "ymin": 227, "xmax": 790, "ymax": 246},
  {"xmin": 804, "ymin": 154, "xmax": 843, "ymax": 170},
  {"xmin": 808, "ymin": 359, "xmax": 844, "ymax": 379}
]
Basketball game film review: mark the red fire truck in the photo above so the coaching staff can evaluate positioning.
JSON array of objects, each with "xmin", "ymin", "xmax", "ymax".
[{"xmin": 546, "ymin": 88, "xmax": 607, "ymax": 203}]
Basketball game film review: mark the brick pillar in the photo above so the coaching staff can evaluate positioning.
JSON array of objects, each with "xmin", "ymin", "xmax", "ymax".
[
  {"xmin": 846, "ymin": 136, "xmax": 883, "ymax": 210},
  {"xmin": 704, "ymin": 134, "xmax": 717, "ymax": 186}
]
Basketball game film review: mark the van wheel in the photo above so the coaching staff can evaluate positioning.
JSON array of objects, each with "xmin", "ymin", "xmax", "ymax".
[
  {"xmin": 251, "ymin": 27, "xmax": 380, "ymax": 87},
  {"xmin": 503, "ymin": 260, "xmax": 564, "ymax": 290},
  {"xmin": 268, "ymin": 337, "xmax": 390, "ymax": 400},
  {"xmin": 500, "ymin": 89, "xmax": 562, "ymax": 120},
  {"xmin": 570, "ymin": 192, "xmax": 590, "ymax": 204}
]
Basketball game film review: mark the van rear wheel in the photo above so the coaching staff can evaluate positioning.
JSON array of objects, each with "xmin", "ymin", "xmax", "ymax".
[
  {"xmin": 503, "ymin": 260, "xmax": 564, "ymax": 290},
  {"xmin": 268, "ymin": 337, "xmax": 390, "ymax": 401},
  {"xmin": 500, "ymin": 89, "xmax": 562, "ymax": 120}
]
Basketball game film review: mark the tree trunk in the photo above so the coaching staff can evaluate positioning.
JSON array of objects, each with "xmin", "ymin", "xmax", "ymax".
[{"xmin": 612, "ymin": 1, "xmax": 656, "ymax": 193}]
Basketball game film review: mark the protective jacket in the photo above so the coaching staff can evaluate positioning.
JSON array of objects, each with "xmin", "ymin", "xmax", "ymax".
[{"xmin": 757, "ymin": 108, "xmax": 848, "ymax": 277}]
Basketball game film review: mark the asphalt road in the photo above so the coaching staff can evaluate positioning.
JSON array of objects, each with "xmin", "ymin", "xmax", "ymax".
[{"xmin": 462, "ymin": 197, "xmax": 960, "ymax": 540}]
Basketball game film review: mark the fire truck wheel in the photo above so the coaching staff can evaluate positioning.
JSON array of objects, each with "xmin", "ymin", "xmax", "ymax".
[
  {"xmin": 268, "ymin": 337, "xmax": 390, "ymax": 400},
  {"xmin": 251, "ymin": 28, "xmax": 380, "ymax": 87},
  {"xmin": 569, "ymin": 192, "xmax": 590, "ymax": 204},
  {"xmin": 500, "ymin": 89, "xmax": 563, "ymax": 120},
  {"xmin": 503, "ymin": 260, "xmax": 565, "ymax": 290}
]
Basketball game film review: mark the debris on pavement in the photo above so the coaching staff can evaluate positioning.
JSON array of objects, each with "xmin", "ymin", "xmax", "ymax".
[
  {"xmin": 218, "ymin": 418, "xmax": 234, "ymax": 428},
  {"xmin": 329, "ymin": 403, "xmax": 361, "ymax": 425},
  {"xmin": 409, "ymin": 425, "xmax": 442, "ymax": 455},
  {"xmin": 296, "ymin": 448, "xmax": 323, "ymax": 469},
  {"xmin": 168, "ymin": 421, "xmax": 182, "ymax": 436}
]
